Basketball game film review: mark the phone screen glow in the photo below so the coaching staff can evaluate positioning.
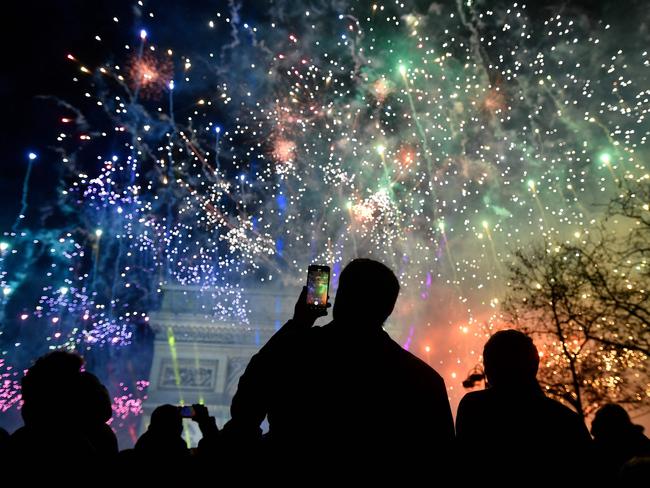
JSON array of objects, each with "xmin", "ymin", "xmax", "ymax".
[{"xmin": 307, "ymin": 267, "xmax": 329, "ymax": 307}]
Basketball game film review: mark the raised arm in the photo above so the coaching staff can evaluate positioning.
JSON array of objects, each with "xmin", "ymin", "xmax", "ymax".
[{"xmin": 221, "ymin": 287, "xmax": 329, "ymax": 444}]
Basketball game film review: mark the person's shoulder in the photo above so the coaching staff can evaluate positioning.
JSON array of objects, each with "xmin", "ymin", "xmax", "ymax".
[
  {"xmin": 304, "ymin": 322, "xmax": 333, "ymax": 342},
  {"xmin": 538, "ymin": 396, "xmax": 592, "ymax": 446},
  {"xmin": 294, "ymin": 322, "xmax": 335, "ymax": 353},
  {"xmin": 539, "ymin": 395, "xmax": 573, "ymax": 414},
  {"xmin": 7, "ymin": 425, "xmax": 31, "ymax": 443},
  {"xmin": 306, "ymin": 320, "xmax": 338, "ymax": 334},
  {"xmin": 456, "ymin": 390, "xmax": 494, "ymax": 429},
  {"xmin": 133, "ymin": 430, "xmax": 152, "ymax": 449},
  {"xmin": 391, "ymin": 340, "xmax": 446, "ymax": 383},
  {"xmin": 458, "ymin": 388, "xmax": 493, "ymax": 409},
  {"xmin": 539, "ymin": 396, "xmax": 588, "ymax": 430}
]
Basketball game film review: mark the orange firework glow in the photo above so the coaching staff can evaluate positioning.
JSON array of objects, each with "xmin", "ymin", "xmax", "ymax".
[
  {"xmin": 396, "ymin": 144, "xmax": 416, "ymax": 168},
  {"xmin": 272, "ymin": 138, "xmax": 297, "ymax": 163},
  {"xmin": 128, "ymin": 52, "xmax": 173, "ymax": 99},
  {"xmin": 372, "ymin": 78, "xmax": 393, "ymax": 102},
  {"xmin": 481, "ymin": 87, "xmax": 507, "ymax": 115}
]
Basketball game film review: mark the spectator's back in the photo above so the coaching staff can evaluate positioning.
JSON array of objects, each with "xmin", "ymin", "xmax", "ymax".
[
  {"xmin": 6, "ymin": 351, "xmax": 117, "ymax": 470},
  {"xmin": 225, "ymin": 259, "xmax": 455, "ymax": 480},
  {"xmin": 267, "ymin": 321, "xmax": 452, "ymax": 465},
  {"xmin": 455, "ymin": 330, "xmax": 592, "ymax": 484},
  {"xmin": 591, "ymin": 403, "xmax": 650, "ymax": 482},
  {"xmin": 456, "ymin": 386, "xmax": 591, "ymax": 482}
]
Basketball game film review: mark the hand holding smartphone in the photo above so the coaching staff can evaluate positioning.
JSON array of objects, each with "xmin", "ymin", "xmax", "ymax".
[
  {"xmin": 179, "ymin": 405, "xmax": 195, "ymax": 418},
  {"xmin": 292, "ymin": 264, "xmax": 331, "ymax": 327},
  {"xmin": 306, "ymin": 264, "xmax": 330, "ymax": 309}
]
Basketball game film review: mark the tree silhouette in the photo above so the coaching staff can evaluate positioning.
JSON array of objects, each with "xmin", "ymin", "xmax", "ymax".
[{"xmin": 503, "ymin": 178, "xmax": 650, "ymax": 419}]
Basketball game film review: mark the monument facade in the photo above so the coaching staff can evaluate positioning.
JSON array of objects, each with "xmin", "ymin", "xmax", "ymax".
[{"xmin": 141, "ymin": 283, "xmax": 298, "ymax": 445}]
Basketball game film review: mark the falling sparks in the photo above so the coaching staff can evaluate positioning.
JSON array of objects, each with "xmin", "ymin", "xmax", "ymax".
[{"xmin": 0, "ymin": 359, "xmax": 22, "ymax": 412}]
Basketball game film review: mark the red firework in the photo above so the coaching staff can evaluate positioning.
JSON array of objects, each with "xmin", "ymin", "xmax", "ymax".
[
  {"xmin": 272, "ymin": 137, "xmax": 296, "ymax": 163},
  {"xmin": 127, "ymin": 51, "xmax": 173, "ymax": 99},
  {"xmin": 396, "ymin": 144, "xmax": 416, "ymax": 168},
  {"xmin": 480, "ymin": 87, "xmax": 507, "ymax": 116}
]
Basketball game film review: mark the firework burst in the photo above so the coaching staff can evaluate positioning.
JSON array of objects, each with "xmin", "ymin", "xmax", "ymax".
[{"xmin": 128, "ymin": 51, "xmax": 173, "ymax": 99}]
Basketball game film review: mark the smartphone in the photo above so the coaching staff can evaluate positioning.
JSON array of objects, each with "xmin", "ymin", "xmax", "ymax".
[
  {"xmin": 179, "ymin": 405, "xmax": 195, "ymax": 418},
  {"xmin": 306, "ymin": 264, "xmax": 330, "ymax": 309}
]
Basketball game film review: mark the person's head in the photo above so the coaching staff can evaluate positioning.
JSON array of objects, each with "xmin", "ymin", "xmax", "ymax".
[
  {"xmin": 591, "ymin": 403, "xmax": 638, "ymax": 441},
  {"xmin": 78, "ymin": 371, "xmax": 113, "ymax": 425},
  {"xmin": 149, "ymin": 404, "xmax": 183, "ymax": 437},
  {"xmin": 77, "ymin": 371, "xmax": 117, "ymax": 455},
  {"xmin": 483, "ymin": 330, "xmax": 539, "ymax": 388},
  {"xmin": 332, "ymin": 258, "xmax": 399, "ymax": 328},
  {"xmin": 21, "ymin": 351, "xmax": 85, "ymax": 426}
]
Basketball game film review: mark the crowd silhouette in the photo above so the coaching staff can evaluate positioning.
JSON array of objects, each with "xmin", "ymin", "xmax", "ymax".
[{"xmin": 1, "ymin": 258, "xmax": 649, "ymax": 483}]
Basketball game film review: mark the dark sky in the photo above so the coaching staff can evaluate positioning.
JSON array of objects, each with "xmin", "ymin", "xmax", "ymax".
[
  {"xmin": 0, "ymin": 0, "xmax": 223, "ymax": 227},
  {"xmin": 1, "ymin": 1, "xmax": 130, "ymax": 227}
]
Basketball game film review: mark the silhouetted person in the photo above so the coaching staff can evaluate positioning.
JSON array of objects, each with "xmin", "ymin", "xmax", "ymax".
[
  {"xmin": 134, "ymin": 403, "xmax": 218, "ymax": 462},
  {"xmin": 223, "ymin": 258, "xmax": 454, "ymax": 480},
  {"xmin": 135, "ymin": 404, "xmax": 189, "ymax": 459},
  {"xmin": 455, "ymin": 330, "xmax": 592, "ymax": 484},
  {"xmin": 591, "ymin": 403, "xmax": 650, "ymax": 482},
  {"xmin": 7, "ymin": 351, "xmax": 117, "ymax": 468},
  {"xmin": 78, "ymin": 370, "xmax": 118, "ymax": 456}
]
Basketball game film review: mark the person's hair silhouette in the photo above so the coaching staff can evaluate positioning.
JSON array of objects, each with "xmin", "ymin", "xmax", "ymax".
[
  {"xmin": 222, "ymin": 258, "xmax": 455, "ymax": 481},
  {"xmin": 456, "ymin": 329, "xmax": 593, "ymax": 484},
  {"xmin": 591, "ymin": 404, "xmax": 638, "ymax": 441},
  {"xmin": 135, "ymin": 404, "xmax": 188, "ymax": 459},
  {"xmin": 150, "ymin": 404, "xmax": 184, "ymax": 436},
  {"xmin": 591, "ymin": 403, "xmax": 650, "ymax": 482},
  {"xmin": 77, "ymin": 370, "xmax": 118, "ymax": 456},
  {"xmin": 332, "ymin": 258, "xmax": 399, "ymax": 327},
  {"xmin": 6, "ymin": 351, "xmax": 118, "ymax": 468},
  {"xmin": 20, "ymin": 351, "xmax": 84, "ymax": 427},
  {"xmin": 483, "ymin": 329, "xmax": 539, "ymax": 387}
]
